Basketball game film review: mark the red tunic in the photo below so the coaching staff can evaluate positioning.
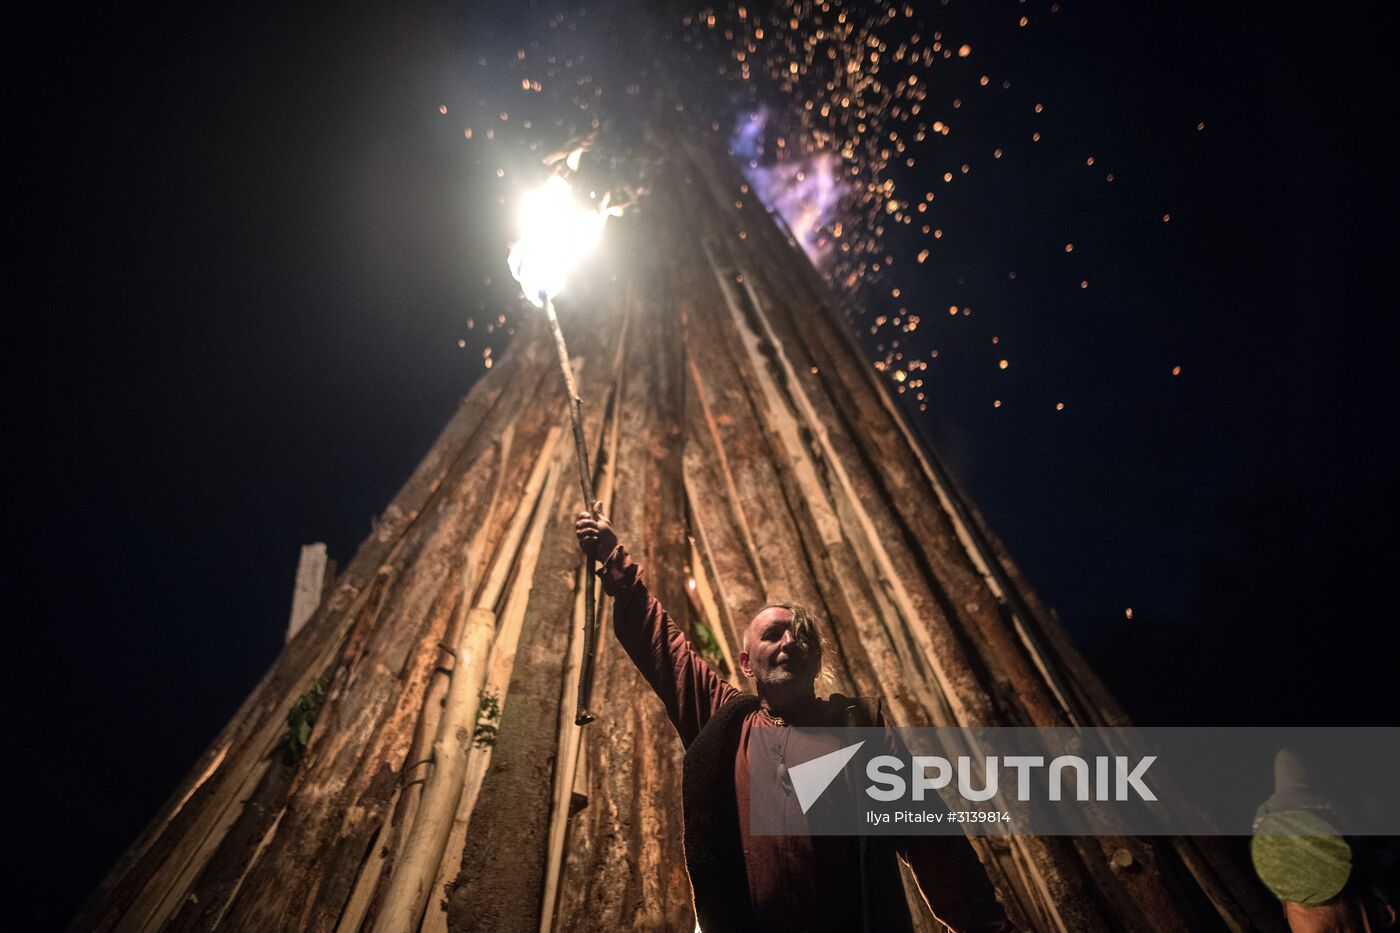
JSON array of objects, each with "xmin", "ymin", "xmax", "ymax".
[{"xmin": 599, "ymin": 545, "xmax": 1018, "ymax": 933}]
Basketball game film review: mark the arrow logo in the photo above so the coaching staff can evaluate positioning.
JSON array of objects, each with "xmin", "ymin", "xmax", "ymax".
[{"xmin": 788, "ymin": 741, "xmax": 865, "ymax": 814}]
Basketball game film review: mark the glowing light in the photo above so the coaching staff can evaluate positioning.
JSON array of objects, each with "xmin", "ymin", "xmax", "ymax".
[{"xmin": 507, "ymin": 175, "xmax": 610, "ymax": 306}]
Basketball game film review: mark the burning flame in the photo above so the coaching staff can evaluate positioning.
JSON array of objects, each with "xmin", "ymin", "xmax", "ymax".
[
  {"xmin": 507, "ymin": 175, "xmax": 610, "ymax": 306},
  {"xmin": 731, "ymin": 107, "xmax": 848, "ymax": 269}
]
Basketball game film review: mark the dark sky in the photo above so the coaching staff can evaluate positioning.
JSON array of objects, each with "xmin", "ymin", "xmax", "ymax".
[{"xmin": 9, "ymin": 1, "xmax": 1396, "ymax": 929}]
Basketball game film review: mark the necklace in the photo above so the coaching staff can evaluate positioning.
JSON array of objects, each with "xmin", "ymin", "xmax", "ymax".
[
  {"xmin": 765, "ymin": 708, "xmax": 794, "ymax": 794},
  {"xmin": 771, "ymin": 724, "xmax": 793, "ymax": 794}
]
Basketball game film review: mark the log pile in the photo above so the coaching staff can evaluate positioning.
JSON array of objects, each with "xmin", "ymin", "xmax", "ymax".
[{"xmin": 74, "ymin": 128, "xmax": 1281, "ymax": 933}]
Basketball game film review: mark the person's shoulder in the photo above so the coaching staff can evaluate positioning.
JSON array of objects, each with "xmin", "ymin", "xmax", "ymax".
[
  {"xmin": 822, "ymin": 692, "xmax": 884, "ymax": 727},
  {"xmin": 719, "ymin": 691, "xmax": 761, "ymax": 714}
]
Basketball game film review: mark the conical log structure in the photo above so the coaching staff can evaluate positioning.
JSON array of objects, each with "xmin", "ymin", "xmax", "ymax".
[{"xmin": 74, "ymin": 130, "xmax": 1283, "ymax": 933}]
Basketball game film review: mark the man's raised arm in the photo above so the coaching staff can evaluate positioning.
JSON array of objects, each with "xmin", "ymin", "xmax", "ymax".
[{"xmin": 576, "ymin": 505, "xmax": 739, "ymax": 746}]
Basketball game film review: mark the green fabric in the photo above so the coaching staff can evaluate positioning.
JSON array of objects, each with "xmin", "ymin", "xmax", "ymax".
[{"xmin": 1251, "ymin": 810, "xmax": 1352, "ymax": 906}]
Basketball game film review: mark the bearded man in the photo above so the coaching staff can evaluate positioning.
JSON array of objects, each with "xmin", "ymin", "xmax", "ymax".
[{"xmin": 576, "ymin": 506, "xmax": 1019, "ymax": 933}]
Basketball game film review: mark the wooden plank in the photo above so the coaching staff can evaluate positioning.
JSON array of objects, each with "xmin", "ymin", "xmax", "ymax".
[
  {"xmin": 550, "ymin": 183, "xmax": 695, "ymax": 933},
  {"xmin": 287, "ymin": 543, "xmax": 331, "ymax": 643},
  {"xmin": 538, "ymin": 328, "xmax": 629, "ymax": 933},
  {"xmin": 370, "ymin": 421, "xmax": 562, "ymax": 933},
  {"xmin": 444, "ymin": 267, "xmax": 632, "ymax": 933}
]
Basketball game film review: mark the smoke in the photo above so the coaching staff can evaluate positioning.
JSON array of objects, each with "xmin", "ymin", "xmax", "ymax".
[{"xmin": 730, "ymin": 107, "xmax": 848, "ymax": 270}]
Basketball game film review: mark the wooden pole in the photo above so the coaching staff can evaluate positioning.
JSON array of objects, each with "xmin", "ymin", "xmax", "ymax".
[
  {"xmin": 542, "ymin": 294, "xmax": 599, "ymax": 727},
  {"xmin": 371, "ymin": 425, "xmax": 564, "ymax": 933}
]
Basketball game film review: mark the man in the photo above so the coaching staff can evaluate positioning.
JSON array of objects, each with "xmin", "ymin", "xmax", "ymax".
[{"xmin": 576, "ymin": 505, "xmax": 1019, "ymax": 933}]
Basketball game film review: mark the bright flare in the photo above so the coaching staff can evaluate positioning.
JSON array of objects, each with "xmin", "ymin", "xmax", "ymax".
[{"xmin": 507, "ymin": 175, "xmax": 608, "ymax": 306}]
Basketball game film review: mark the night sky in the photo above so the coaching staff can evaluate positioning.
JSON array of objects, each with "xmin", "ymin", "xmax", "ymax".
[{"xmin": 10, "ymin": 1, "xmax": 1396, "ymax": 929}]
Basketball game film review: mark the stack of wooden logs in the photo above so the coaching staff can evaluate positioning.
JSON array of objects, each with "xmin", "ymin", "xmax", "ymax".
[{"xmin": 73, "ymin": 129, "xmax": 1282, "ymax": 933}]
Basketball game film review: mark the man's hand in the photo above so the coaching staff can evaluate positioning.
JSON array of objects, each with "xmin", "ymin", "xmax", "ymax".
[{"xmin": 575, "ymin": 501, "xmax": 618, "ymax": 562}]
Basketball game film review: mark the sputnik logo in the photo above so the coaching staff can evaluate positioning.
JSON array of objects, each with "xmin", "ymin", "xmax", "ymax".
[
  {"xmin": 785, "ymin": 739, "xmax": 1160, "ymax": 813},
  {"xmin": 788, "ymin": 741, "xmax": 865, "ymax": 814}
]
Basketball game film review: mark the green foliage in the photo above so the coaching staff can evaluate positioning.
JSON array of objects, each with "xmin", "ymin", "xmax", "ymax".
[
  {"xmin": 692, "ymin": 620, "xmax": 728, "ymax": 673},
  {"xmin": 473, "ymin": 689, "xmax": 501, "ymax": 749},
  {"xmin": 279, "ymin": 678, "xmax": 328, "ymax": 767}
]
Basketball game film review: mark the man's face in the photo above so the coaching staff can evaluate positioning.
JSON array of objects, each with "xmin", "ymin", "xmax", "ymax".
[{"xmin": 739, "ymin": 607, "xmax": 818, "ymax": 687}]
